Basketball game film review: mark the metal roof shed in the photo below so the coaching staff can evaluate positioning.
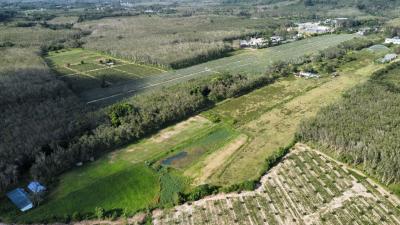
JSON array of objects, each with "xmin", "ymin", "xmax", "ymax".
[
  {"xmin": 28, "ymin": 181, "xmax": 46, "ymax": 193},
  {"xmin": 6, "ymin": 188, "xmax": 33, "ymax": 212}
]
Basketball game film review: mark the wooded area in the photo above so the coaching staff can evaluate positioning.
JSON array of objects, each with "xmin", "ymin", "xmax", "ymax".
[
  {"xmin": 0, "ymin": 48, "xmax": 90, "ymax": 192},
  {"xmin": 299, "ymin": 62, "xmax": 400, "ymax": 184}
]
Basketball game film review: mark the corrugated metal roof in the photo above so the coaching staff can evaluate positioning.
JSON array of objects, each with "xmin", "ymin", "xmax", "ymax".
[{"xmin": 6, "ymin": 188, "xmax": 33, "ymax": 212}]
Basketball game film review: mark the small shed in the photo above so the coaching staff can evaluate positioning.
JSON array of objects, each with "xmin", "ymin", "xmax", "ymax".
[
  {"xmin": 6, "ymin": 188, "xmax": 33, "ymax": 212},
  {"xmin": 28, "ymin": 181, "xmax": 46, "ymax": 193}
]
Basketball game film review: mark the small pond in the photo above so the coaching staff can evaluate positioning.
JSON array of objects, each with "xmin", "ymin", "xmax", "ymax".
[{"xmin": 161, "ymin": 151, "xmax": 188, "ymax": 165}]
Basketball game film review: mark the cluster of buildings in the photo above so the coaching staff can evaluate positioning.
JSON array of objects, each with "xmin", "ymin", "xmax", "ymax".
[
  {"xmin": 6, "ymin": 181, "xmax": 46, "ymax": 212},
  {"xmin": 297, "ymin": 22, "xmax": 333, "ymax": 35},
  {"xmin": 240, "ymin": 37, "xmax": 265, "ymax": 48},
  {"xmin": 385, "ymin": 37, "xmax": 400, "ymax": 45},
  {"xmin": 295, "ymin": 72, "xmax": 320, "ymax": 79},
  {"xmin": 239, "ymin": 36, "xmax": 283, "ymax": 48}
]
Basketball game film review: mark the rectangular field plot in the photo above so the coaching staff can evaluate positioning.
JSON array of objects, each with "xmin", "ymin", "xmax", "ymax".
[
  {"xmin": 46, "ymin": 48, "xmax": 165, "ymax": 94},
  {"xmin": 68, "ymin": 62, "xmax": 105, "ymax": 72},
  {"xmin": 60, "ymin": 75, "xmax": 101, "ymax": 93},
  {"xmin": 87, "ymin": 68, "xmax": 140, "ymax": 83},
  {"xmin": 153, "ymin": 143, "xmax": 400, "ymax": 225},
  {"xmin": 158, "ymin": 126, "xmax": 238, "ymax": 170},
  {"xmin": 116, "ymin": 64, "xmax": 164, "ymax": 77}
]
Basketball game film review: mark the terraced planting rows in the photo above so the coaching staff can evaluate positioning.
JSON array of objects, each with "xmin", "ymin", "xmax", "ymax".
[{"xmin": 153, "ymin": 144, "xmax": 400, "ymax": 225}]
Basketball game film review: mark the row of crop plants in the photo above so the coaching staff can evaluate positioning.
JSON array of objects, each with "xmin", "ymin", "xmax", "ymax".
[{"xmin": 153, "ymin": 148, "xmax": 400, "ymax": 225}]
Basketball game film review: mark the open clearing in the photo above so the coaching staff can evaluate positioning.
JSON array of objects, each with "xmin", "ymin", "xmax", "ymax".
[
  {"xmin": 153, "ymin": 143, "xmax": 400, "ymax": 225},
  {"xmin": 78, "ymin": 34, "xmax": 355, "ymax": 104},
  {"xmin": 46, "ymin": 48, "xmax": 165, "ymax": 94}
]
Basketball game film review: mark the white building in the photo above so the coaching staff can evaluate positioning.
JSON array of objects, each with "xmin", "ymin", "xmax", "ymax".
[
  {"xmin": 379, "ymin": 54, "xmax": 397, "ymax": 63},
  {"xmin": 270, "ymin": 36, "xmax": 283, "ymax": 44},
  {"xmin": 240, "ymin": 38, "xmax": 266, "ymax": 48},
  {"xmin": 296, "ymin": 72, "xmax": 320, "ymax": 79},
  {"xmin": 385, "ymin": 37, "xmax": 400, "ymax": 45},
  {"xmin": 298, "ymin": 22, "xmax": 332, "ymax": 35}
]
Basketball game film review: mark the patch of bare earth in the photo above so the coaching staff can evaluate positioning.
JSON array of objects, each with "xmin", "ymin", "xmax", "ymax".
[
  {"xmin": 185, "ymin": 134, "xmax": 248, "ymax": 185},
  {"xmin": 150, "ymin": 116, "xmax": 210, "ymax": 143}
]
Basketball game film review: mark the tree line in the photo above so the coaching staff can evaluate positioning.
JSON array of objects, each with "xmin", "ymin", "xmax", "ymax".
[
  {"xmin": 0, "ymin": 67, "xmax": 92, "ymax": 193},
  {"xmin": 298, "ymin": 61, "xmax": 400, "ymax": 184}
]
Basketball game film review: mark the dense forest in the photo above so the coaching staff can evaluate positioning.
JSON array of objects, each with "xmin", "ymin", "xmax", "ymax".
[
  {"xmin": 0, "ymin": 48, "xmax": 91, "ymax": 192},
  {"xmin": 298, "ymin": 62, "xmax": 400, "ymax": 185}
]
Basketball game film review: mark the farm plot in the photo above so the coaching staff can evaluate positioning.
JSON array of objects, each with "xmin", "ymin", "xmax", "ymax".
[
  {"xmin": 81, "ymin": 34, "xmax": 356, "ymax": 104},
  {"xmin": 46, "ymin": 48, "xmax": 165, "ymax": 94},
  {"xmin": 153, "ymin": 144, "xmax": 400, "ymax": 225},
  {"xmin": 12, "ymin": 116, "xmax": 239, "ymax": 222},
  {"xmin": 203, "ymin": 50, "xmax": 386, "ymax": 187}
]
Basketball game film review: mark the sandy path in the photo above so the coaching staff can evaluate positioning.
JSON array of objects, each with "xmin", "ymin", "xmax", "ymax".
[{"xmin": 188, "ymin": 134, "xmax": 248, "ymax": 184}]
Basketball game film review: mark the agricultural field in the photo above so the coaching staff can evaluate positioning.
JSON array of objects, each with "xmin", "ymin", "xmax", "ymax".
[
  {"xmin": 191, "ymin": 49, "xmax": 386, "ymax": 187},
  {"xmin": 46, "ymin": 48, "xmax": 165, "ymax": 94},
  {"xmin": 5, "ymin": 116, "xmax": 240, "ymax": 222},
  {"xmin": 154, "ymin": 144, "xmax": 400, "ymax": 225},
  {"xmin": 5, "ymin": 46, "xmax": 390, "ymax": 223},
  {"xmin": 82, "ymin": 34, "xmax": 356, "ymax": 104}
]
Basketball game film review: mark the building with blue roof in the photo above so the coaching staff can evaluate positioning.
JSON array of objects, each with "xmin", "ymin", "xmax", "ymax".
[
  {"xmin": 28, "ymin": 181, "xmax": 46, "ymax": 193},
  {"xmin": 6, "ymin": 188, "xmax": 33, "ymax": 212}
]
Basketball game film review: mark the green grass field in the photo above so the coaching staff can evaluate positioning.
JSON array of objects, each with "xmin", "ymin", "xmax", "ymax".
[
  {"xmin": 18, "ymin": 163, "xmax": 159, "ymax": 222},
  {"xmin": 4, "ymin": 116, "xmax": 242, "ymax": 222},
  {"xmin": 46, "ymin": 48, "xmax": 165, "ymax": 94}
]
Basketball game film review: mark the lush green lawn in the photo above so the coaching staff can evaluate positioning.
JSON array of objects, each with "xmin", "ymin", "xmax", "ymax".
[{"xmin": 17, "ymin": 162, "xmax": 159, "ymax": 223}]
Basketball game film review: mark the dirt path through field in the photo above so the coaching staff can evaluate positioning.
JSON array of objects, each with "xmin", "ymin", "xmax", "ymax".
[
  {"xmin": 185, "ymin": 134, "xmax": 249, "ymax": 184},
  {"xmin": 212, "ymin": 63, "xmax": 384, "ymax": 186}
]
